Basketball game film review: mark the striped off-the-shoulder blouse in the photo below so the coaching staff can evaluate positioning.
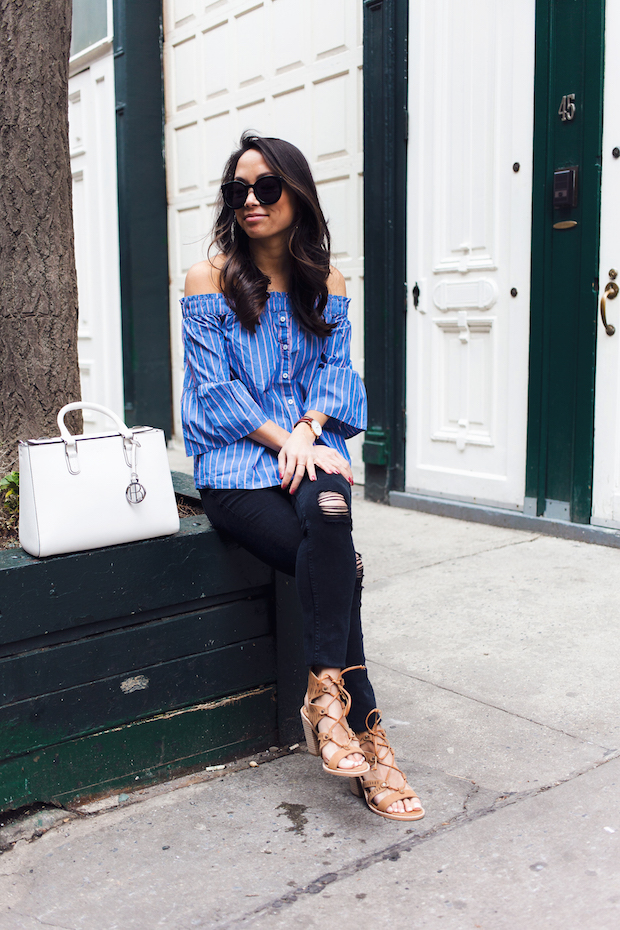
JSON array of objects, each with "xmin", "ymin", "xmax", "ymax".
[{"xmin": 181, "ymin": 291, "xmax": 367, "ymax": 489}]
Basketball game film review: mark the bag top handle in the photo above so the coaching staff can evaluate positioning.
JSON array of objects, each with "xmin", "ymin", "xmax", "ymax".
[{"xmin": 57, "ymin": 402, "xmax": 134, "ymax": 444}]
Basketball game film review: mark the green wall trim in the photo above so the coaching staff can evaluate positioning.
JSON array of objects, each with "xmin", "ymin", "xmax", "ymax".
[
  {"xmin": 526, "ymin": 0, "xmax": 605, "ymax": 524},
  {"xmin": 362, "ymin": 0, "xmax": 408, "ymax": 501},
  {"xmin": 362, "ymin": 427, "xmax": 389, "ymax": 466},
  {"xmin": 0, "ymin": 516, "xmax": 305, "ymax": 813},
  {"xmin": 0, "ymin": 688, "xmax": 277, "ymax": 810},
  {"xmin": 113, "ymin": 0, "xmax": 172, "ymax": 436}
]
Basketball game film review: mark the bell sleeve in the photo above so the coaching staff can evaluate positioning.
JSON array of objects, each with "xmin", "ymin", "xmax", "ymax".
[
  {"xmin": 303, "ymin": 297, "xmax": 367, "ymax": 439},
  {"xmin": 181, "ymin": 296, "xmax": 267, "ymax": 455}
]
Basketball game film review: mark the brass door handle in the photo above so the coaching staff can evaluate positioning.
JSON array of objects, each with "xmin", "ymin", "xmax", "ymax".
[{"xmin": 600, "ymin": 281, "xmax": 619, "ymax": 336}]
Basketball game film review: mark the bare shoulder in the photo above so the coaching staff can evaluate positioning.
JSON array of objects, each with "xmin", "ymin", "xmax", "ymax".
[
  {"xmin": 184, "ymin": 254, "xmax": 226, "ymax": 297},
  {"xmin": 327, "ymin": 265, "xmax": 347, "ymax": 297}
]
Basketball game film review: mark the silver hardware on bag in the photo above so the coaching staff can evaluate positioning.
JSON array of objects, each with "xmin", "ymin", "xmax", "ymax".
[
  {"xmin": 64, "ymin": 440, "xmax": 80, "ymax": 476},
  {"xmin": 57, "ymin": 402, "xmax": 147, "ymax": 502},
  {"xmin": 126, "ymin": 478, "xmax": 147, "ymax": 503},
  {"xmin": 125, "ymin": 437, "xmax": 146, "ymax": 503}
]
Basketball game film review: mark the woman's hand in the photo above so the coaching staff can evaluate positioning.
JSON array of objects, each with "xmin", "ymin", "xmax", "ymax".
[{"xmin": 278, "ymin": 427, "xmax": 354, "ymax": 493}]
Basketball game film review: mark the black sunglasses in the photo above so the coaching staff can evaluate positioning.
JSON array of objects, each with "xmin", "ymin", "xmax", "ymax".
[{"xmin": 221, "ymin": 174, "xmax": 284, "ymax": 210}]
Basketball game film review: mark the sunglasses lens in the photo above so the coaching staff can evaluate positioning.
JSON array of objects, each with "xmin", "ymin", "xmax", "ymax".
[
  {"xmin": 254, "ymin": 176, "xmax": 282, "ymax": 205},
  {"xmin": 222, "ymin": 176, "xmax": 283, "ymax": 208},
  {"xmin": 222, "ymin": 181, "xmax": 247, "ymax": 209}
]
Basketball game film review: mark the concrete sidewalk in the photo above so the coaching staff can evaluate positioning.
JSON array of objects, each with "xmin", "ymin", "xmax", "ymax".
[{"xmin": 1, "ymin": 493, "xmax": 619, "ymax": 929}]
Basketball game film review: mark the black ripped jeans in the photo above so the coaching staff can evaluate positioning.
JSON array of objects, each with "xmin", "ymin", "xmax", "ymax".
[{"xmin": 200, "ymin": 469, "xmax": 377, "ymax": 732}]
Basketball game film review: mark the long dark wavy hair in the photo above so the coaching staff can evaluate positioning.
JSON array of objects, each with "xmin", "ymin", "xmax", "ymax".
[{"xmin": 211, "ymin": 133, "xmax": 334, "ymax": 337}]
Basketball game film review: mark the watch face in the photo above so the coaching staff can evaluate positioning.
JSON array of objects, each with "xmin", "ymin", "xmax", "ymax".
[{"xmin": 311, "ymin": 419, "xmax": 322, "ymax": 437}]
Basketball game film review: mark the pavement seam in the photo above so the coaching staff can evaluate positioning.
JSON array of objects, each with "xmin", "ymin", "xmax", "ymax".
[
  {"xmin": 6, "ymin": 912, "xmax": 76, "ymax": 930},
  {"xmin": 218, "ymin": 747, "xmax": 620, "ymax": 929},
  {"xmin": 367, "ymin": 659, "xmax": 616, "ymax": 753},
  {"xmin": 365, "ymin": 534, "xmax": 542, "ymax": 584}
]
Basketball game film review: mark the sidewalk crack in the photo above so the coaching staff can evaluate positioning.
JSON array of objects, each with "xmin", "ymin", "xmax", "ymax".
[
  {"xmin": 219, "ymin": 749, "xmax": 620, "ymax": 929},
  {"xmin": 7, "ymin": 912, "xmax": 75, "ymax": 930}
]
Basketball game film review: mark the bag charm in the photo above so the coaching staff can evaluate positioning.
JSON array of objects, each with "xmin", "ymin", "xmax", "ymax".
[{"xmin": 124, "ymin": 437, "xmax": 146, "ymax": 503}]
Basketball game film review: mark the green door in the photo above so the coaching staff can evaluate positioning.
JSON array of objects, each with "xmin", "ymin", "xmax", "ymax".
[{"xmin": 526, "ymin": 0, "xmax": 605, "ymax": 523}]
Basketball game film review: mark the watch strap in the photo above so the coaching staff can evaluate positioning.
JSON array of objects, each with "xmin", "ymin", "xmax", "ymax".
[{"xmin": 294, "ymin": 416, "xmax": 320, "ymax": 437}]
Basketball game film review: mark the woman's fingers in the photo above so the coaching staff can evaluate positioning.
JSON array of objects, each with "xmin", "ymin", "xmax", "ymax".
[
  {"xmin": 289, "ymin": 462, "xmax": 308, "ymax": 494},
  {"xmin": 281, "ymin": 455, "xmax": 300, "ymax": 490},
  {"xmin": 279, "ymin": 431, "xmax": 316, "ymax": 489},
  {"xmin": 280, "ymin": 448, "xmax": 309, "ymax": 491},
  {"xmin": 312, "ymin": 447, "xmax": 354, "ymax": 484},
  {"xmin": 279, "ymin": 436, "xmax": 354, "ymax": 491},
  {"xmin": 340, "ymin": 460, "xmax": 355, "ymax": 485}
]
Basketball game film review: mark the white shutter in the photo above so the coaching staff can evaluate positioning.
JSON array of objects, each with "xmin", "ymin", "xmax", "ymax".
[{"xmin": 69, "ymin": 46, "xmax": 124, "ymax": 432}]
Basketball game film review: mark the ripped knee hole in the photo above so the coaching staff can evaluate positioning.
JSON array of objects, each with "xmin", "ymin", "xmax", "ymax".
[
  {"xmin": 355, "ymin": 552, "xmax": 364, "ymax": 579},
  {"xmin": 317, "ymin": 490, "xmax": 350, "ymax": 522}
]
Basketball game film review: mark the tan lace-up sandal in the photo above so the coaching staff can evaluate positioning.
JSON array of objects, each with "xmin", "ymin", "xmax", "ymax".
[
  {"xmin": 300, "ymin": 667, "xmax": 370, "ymax": 778},
  {"xmin": 350, "ymin": 711, "xmax": 425, "ymax": 822}
]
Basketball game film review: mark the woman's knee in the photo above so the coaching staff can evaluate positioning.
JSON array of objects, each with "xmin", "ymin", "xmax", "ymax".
[
  {"xmin": 316, "ymin": 489, "xmax": 350, "ymax": 523},
  {"xmin": 293, "ymin": 471, "xmax": 353, "ymax": 531}
]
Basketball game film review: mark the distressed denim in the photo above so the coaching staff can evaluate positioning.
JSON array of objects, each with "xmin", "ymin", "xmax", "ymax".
[{"xmin": 200, "ymin": 469, "xmax": 377, "ymax": 731}]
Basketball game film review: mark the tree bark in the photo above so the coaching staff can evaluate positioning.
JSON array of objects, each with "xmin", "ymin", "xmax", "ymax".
[{"xmin": 0, "ymin": 0, "xmax": 82, "ymax": 462}]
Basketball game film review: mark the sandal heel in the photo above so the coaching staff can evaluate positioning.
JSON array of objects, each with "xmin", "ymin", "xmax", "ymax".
[
  {"xmin": 349, "ymin": 776, "xmax": 364, "ymax": 798},
  {"xmin": 300, "ymin": 708, "xmax": 320, "ymax": 756}
]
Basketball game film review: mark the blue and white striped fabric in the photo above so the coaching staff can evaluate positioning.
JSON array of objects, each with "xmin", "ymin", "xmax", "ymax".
[{"xmin": 181, "ymin": 291, "xmax": 367, "ymax": 489}]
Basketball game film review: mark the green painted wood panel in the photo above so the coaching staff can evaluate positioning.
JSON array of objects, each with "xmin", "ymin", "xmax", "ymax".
[
  {"xmin": 0, "ymin": 517, "xmax": 271, "ymax": 647},
  {"xmin": 0, "ymin": 517, "xmax": 305, "ymax": 812},
  {"xmin": 1, "ymin": 598, "xmax": 270, "ymax": 705},
  {"xmin": 526, "ymin": 0, "xmax": 605, "ymax": 523},
  {"xmin": 0, "ymin": 638, "xmax": 276, "ymax": 761},
  {"xmin": 0, "ymin": 687, "xmax": 277, "ymax": 810},
  {"xmin": 112, "ymin": 0, "xmax": 172, "ymax": 436},
  {"xmin": 362, "ymin": 0, "xmax": 408, "ymax": 501}
]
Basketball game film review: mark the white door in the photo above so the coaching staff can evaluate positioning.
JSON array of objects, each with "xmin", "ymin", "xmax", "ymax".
[
  {"xmin": 69, "ymin": 46, "xmax": 124, "ymax": 433},
  {"xmin": 591, "ymin": 2, "xmax": 620, "ymax": 527},
  {"xmin": 405, "ymin": 0, "xmax": 535, "ymax": 509},
  {"xmin": 164, "ymin": 0, "xmax": 365, "ymax": 479}
]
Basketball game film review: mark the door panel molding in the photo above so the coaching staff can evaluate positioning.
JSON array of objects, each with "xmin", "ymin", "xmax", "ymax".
[{"xmin": 405, "ymin": 0, "xmax": 535, "ymax": 507}]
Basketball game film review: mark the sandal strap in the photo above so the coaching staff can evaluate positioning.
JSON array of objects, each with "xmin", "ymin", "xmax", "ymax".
[
  {"xmin": 357, "ymin": 708, "xmax": 417, "ymax": 797},
  {"xmin": 325, "ymin": 745, "xmax": 364, "ymax": 771},
  {"xmin": 369, "ymin": 787, "xmax": 421, "ymax": 813},
  {"xmin": 303, "ymin": 666, "xmax": 366, "ymax": 768}
]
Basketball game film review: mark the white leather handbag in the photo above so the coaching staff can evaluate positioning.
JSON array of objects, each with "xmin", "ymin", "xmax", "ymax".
[{"xmin": 19, "ymin": 402, "xmax": 180, "ymax": 558}]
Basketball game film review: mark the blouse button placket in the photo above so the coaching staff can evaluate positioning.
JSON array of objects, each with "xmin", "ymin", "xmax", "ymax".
[{"xmin": 279, "ymin": 307, "xmax": 295, "ymax": 416}]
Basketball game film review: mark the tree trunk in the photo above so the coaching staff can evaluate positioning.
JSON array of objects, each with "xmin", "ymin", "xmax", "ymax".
[{"xmin": 0, "ymin": 0, "xmax": 82, "ymax": 465}]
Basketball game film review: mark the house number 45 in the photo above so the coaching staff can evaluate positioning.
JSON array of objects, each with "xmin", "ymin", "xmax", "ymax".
[{"xmin": 558, "ymin": 94, "xmax": 576, "ymax": 122}]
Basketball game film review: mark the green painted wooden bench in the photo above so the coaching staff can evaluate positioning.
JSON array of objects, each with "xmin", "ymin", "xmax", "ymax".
[{"xmin": 0, "ymin": 476, "xmax": 305, "ymax": 812}]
